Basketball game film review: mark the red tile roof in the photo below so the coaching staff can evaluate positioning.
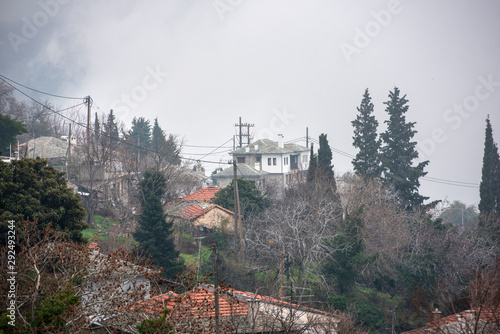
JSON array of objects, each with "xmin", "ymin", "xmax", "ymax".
[
  {"xmin": 181, "ymin": 186, "xmax": 221, "ymax": 203},
  {"xmin": 134, "ymin": 287, "xmax": 247, "ymax": 319},
  {"xmin": 402, "ymin": 308, "xmax": 500, "ymax": 333},
  {"xmin": 178, "ymin": 204, "xmax": 207, "ymax": 220},
  {"xmin": 174, "ymin": 202, "xmax": 234, "ymax": 220}
]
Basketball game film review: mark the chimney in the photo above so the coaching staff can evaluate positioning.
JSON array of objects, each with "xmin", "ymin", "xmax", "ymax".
[
  {"xmin": 465, "ymin": 309, "xmax": 475, "ymax": 321},
  {"xmin": 432, "ymin": 308, "xmax": 441, "ymax": 323},
  {"xmin": 277, "ymin": 134, "xmax": 284, "ymax": 148}
]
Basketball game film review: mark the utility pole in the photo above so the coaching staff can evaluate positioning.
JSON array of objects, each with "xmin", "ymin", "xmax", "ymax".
[
  {"xmin": 85, "ymin": 96, "xmax": 92, "ymax": 145},
  {"xmin": 212, "ymin": 244, "xmax": 220, "ymax": 334},
  {"xmin": 68, "ymin": 123, "xmax": 71, "ymax": 180},
  {"xmin": 306, "ymin": 127, "xmax": 309, "ymax": 148},
  {"xmin": 234, "ymin": 117, "xmax": 254, "ymax": 148},
  {"xmin": 233, "ymin": 160, "xmax": 241, "ymax": 259},
  {"xmin": 280, "ymin": 248, "xmax": 284, "ymax": 300}
]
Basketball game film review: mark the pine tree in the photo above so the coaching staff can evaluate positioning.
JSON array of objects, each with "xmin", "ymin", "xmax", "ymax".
[
  {"xmin": 307, "ymin": 143, "xmax": 317, "ymax": 183},
  {"xmin": 133, "ymin": 170, "xmax": 183, "ymax": 278},
  {"xmin": 129, "ymin": 117, "xmax": 151, "ymax": 157},
  {"xmin": 0, "ymin": 113, "xmax": 27, "ymax": 155},
  {"xmin": 479, "ymin": 116, "xmax": 499, "ymax": 218},
  {"xmin": 151, "ymin": 118, "xmax": 181, "ymax": 166},
  {"xmin": 151, "ymin": 118, "xmax": 167, "ymax": 154},
  {"xmin": 352, "ymin": 88, "xmax": 381, "ymax": 178},
  {"xmin": 380, "ymin": 87, "xmax": 428, "ymax": 209}
]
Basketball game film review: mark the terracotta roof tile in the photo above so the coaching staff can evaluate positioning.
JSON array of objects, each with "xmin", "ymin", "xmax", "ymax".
[
  {"xmin": 134, "ymin": 287, "xmax": 247, "ymax": 319},
  {"xmin": 178, "ymin": 204, "xmax": 206, "ymax": 220},
  {"xmin": 181, "ymin": 186, "xmax": 221, "ymax": 203},
  {"xmin": 402, "ymin": 307, "xmax": 500, "ymax": 333}
]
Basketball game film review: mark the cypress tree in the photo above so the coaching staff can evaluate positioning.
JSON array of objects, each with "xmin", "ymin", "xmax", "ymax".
[
  {"xmin": 307, "ymin": 143, "xmax": 317, "ymax": 183},
  {"xmin": 103, "ymin": 109, "xmax": 119, "ymax": 146},
  {"xmin": 318, "ymin": 133, "xmax": 334, "ymax": 181},
  {"xmin": 134, "ymin": 170, "xmax": 183, "ymax": 278},
  {"xmin": 478, "ymin": 116, "xmax": 499, "ymax": 218},
  {"xmin": 380, "ymin": 87, "xmax": 428, "ymax": 209},
  {"xmin": 352, "ymin": 88, "xmax": 381, "ymax": 178},
  {"xmin": 94, "ymin": 112, "xmax": 100, "ymax": 139}
]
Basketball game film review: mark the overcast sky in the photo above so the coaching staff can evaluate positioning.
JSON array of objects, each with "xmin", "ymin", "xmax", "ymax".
[{"xmin": 1, "ymin": 0, "xmax": 500, "ymax": 206}]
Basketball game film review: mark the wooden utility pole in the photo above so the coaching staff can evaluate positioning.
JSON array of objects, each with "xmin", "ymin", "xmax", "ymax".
[
  {"xmin": 212, "ymin": 244, "xmax": 220, "ymax": 334},
  {"xmin": 306, "ymin": 127, "xmax": 309, "ymax": 148},
  {"xmin": 67, "ymin": 123, "xmax": 71, "ymax": 180},
  {"xmin": 85, "ymin": 96, "xmax": 92, "ymax": 145},
  {"xmin": 280, "ymin": 248, "xmax": 284, "ymax": 300},
  {"xmin": 233, "ymin": 160, "xmax": 241, "ymax": 258},
  {"xmin": 234, "ymin": 117, "xmax": 254, "ymax": 148}
]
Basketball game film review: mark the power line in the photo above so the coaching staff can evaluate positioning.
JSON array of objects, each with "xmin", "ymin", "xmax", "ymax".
[
  {"xmin": 420, "ymin": 176, "xmax": 479, "ymax": 189},
  {"xmin": 2, "ymin": 77, "xmax": 87, "ymax": 126},
  {"xmin": 423, "ymin": 176, "xmax": 478, "ymax": 186},
  {"xmin": 4, "ymin": 80, "xmax": 228, "ymax": 165},
  {"xmin": 199, "ymin": 138, "xmax": 233, "ymax": 160},
  {"xmin": 0, "ymin": 74, "xmax": 85, "ymax": 100}
]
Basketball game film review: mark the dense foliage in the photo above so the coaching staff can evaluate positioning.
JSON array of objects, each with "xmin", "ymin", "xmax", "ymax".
[
  {"xmin": 213, "ymin": 179, "xmax": 270, "ymax": 220},
  {"xmin": 352, "ymin": 88, "xmax": 382, "ymax": 178},
  {"xmin": 0, "ymin": 113, "xmax": 27, "ymax": 155},
  {"xmin": 134, "ymin": 169, "xmax": 183, "ymax": 278},
  {"xmin": 0, "ymin": 158, "xmax": 86, "ymax": 245},
  {"xmin": 380, "ymin": 87, "xmax": 429, "ymax": 209}
]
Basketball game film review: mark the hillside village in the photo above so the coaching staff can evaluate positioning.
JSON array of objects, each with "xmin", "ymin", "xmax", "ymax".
[{"xmin": 1, "ymin": 83, "xmax": 500, "ymax": 333}]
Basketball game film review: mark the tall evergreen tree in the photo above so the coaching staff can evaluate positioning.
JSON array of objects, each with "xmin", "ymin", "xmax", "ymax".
[
  {"xmin": 0, "ymin": 113, "xmax": 27, "ymax": 155},
  {"xmin": 150, "ymin": 118, "xmax": 181, "ymax": 166},
  {"xmin": 307, "ymin": 143, "xmax": 317, "ymax": 183},
  {"xmin": 93, "ymin": 112, "xmax": 100, "ymax": 139},
  {"xmin": 380, "ymin": 87, "xmax": 428, "ymax": 209},
  {"xmin": 133, "ymin": 170, "xmax": 183, "ymax": 278},
  {"xmin": 151, "ymin": 118, "xmax": 167, "ymax": 154},
  {"xmin": 317, "ymin": 133, "xmax": 337, "ymax": 190},
  {"xmin": 129, "ymin": 117, "xmax": 151, "ymax": 157},
  {"xmin": 479, "ymin": 116, "xmax": 499, "ymax": 218},
  {"xmin": 103, "ymin": 109, "xmax": 119, "ymax": 146},
  {"xmin": 165, "ymin": 134, "xmax": 181, "ymax": 165},
  {"xmin": 352, "ymin": 88, "xmax": 382, "ymax": 178}
]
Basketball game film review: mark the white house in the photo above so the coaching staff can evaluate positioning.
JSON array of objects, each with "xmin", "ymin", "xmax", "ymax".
[{"xmin": 211, "ymin": 135, "xmax": 310, "ymax": 193}]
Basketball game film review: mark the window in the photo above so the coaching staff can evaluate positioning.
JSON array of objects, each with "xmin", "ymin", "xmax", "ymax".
[
  {"xmin": 268, "ymin": 158, "xmax": 272, "ymax": 165},
  {"xmin": 256, "ymin": 156, "xmax": 261, "ymax": 163},
  {"xmin": 237, "ymin": 157, "xmax": 245, "ymax": 164},
  {"xmin": 273, "ymin": 158, "xmax": 277, "ymax": 165},
  {"xmin": 284, "ymin": 157, "xmax": 288, "ymax": 165}
]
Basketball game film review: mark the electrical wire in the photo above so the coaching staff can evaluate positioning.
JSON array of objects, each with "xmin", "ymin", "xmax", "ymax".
[
  {"xmin": 0, "ymin": 74, "xmax": 85, "ymax": 100},
  {"xmin": 3, "ymin": 79, "xmax": 229, "ymax": 165},
  {"xmin": 198, "ymin": 138, "xmax": 233, "ymax": 160}
]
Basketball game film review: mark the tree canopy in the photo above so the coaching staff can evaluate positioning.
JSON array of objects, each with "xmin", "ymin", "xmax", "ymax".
[
  {"xmin": 479, "ymin": 116, "xmax": 499, "ymax": 217},
  {"xmin": 0, "ymin": 113, "xmax": 27, "ymax": 155},
  {"xmin": 352, "ymin": 88, "xmax": 381, "ymax": 178},
  {"xmin": 0, "ymin": 158, "xmax": 86, "ymax": 245},
  {"xmin": 380, "ymin": 87, "xmax": 428, "ymax": 209},
  {"xmin": 133, "ymin": 169, "xmax": 183, "ymax": 278},
  {"xmin": 213, "ymin": 179, "xmax": 270, "ymax": 220}
]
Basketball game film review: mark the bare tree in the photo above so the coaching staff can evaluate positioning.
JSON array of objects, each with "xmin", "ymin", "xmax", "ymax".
[
  {"xmin": 0, "ymin": 220, "xmax": 162, "ymax": 333},
  {"xmin": 245, "ymin": 181, "xmax": 343, "ymax": 303}
]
